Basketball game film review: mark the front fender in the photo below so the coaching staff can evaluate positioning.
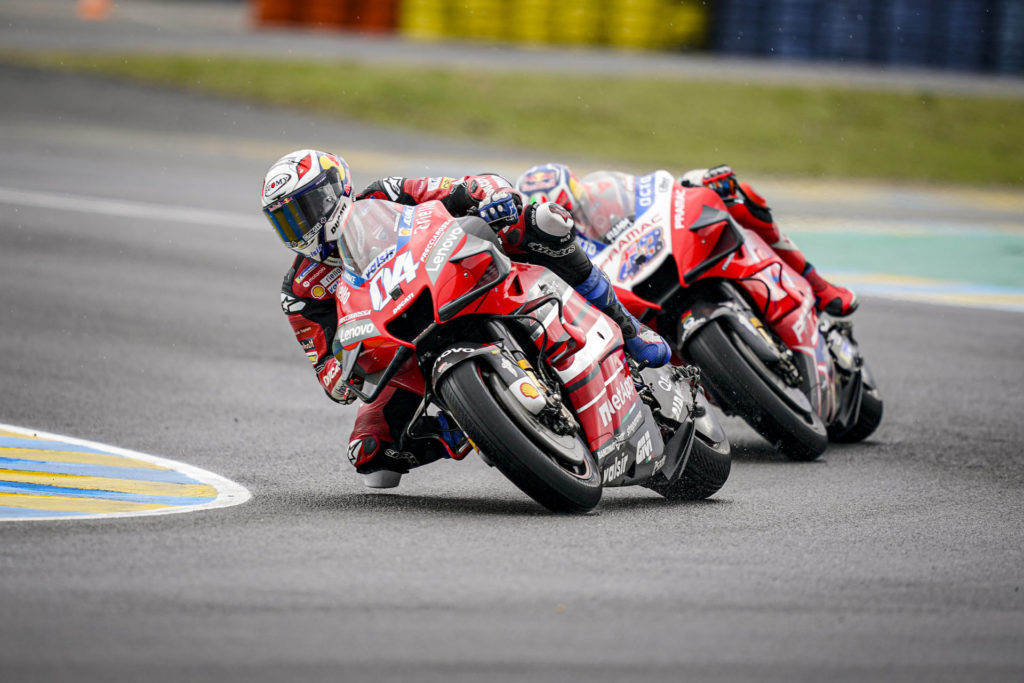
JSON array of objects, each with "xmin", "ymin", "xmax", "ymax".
[
  {"xmin": 431, "ymin": 343, "xmax": 546, "ymax": 415},
  {"xmin": 676, "ymin": 284, "xmax": 785, "ymax": 365}
]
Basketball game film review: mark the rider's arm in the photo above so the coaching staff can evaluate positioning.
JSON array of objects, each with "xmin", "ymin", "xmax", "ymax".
[
  {"xmin": 358, "ymin": 174, "xmax": 519, "ymax": 219},
  {"xmin": 281, "ymin": 256, "xmax": 353, "ymax": 404},
  {"xmin": 679, "ymin": 165, "xmax": 774, "ymax": 229}
]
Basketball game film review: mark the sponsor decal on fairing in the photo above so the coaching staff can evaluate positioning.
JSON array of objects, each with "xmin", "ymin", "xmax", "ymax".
[
  {"xmin": 602, "ymin": 453, "xmax": 630, "ymax": 483},
  {"xmin": 338, "ymin": 309, "xmax": 372, "ymax": 324},
  {"xmin": 337, "ymin": 320, "xmax": 377, "ymax": 345},
  {"xmin": 424, "ymin": 225, "xmax": 465, "ymax": 278},
  {"xmin": 597, "ymin": 373, "xmax": 639, "ymax": 427},
  {"xmin": 635, "ymin": 173, "xmax": 657, "ymax": 218},
  {"xmin": 362, "ymin": 246, "xmax": 397, "ymax": 280}
]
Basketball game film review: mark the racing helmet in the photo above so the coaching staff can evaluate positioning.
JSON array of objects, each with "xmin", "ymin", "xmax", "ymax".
[
  {"xmin": 515, "ymin": 163, "xmax": 587, "ymax": 230},
  {"xmin": 261, "ymin": 149, "xmax": 353, "ymax": 265}
]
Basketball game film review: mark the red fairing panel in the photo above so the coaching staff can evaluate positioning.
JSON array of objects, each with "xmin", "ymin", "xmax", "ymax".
[{"xmin": 508, "ymin": 267, "xmax": 641, "ymax": 456}]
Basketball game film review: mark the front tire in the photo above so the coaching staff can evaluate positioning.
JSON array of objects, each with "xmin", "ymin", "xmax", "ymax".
[
  {"xmin": 439, "ymin": 361, "xmax": 602, "ymax": 513},
  {"xmin": 687, "ymin": 320, "xmax": 828, "ymax": 461}
]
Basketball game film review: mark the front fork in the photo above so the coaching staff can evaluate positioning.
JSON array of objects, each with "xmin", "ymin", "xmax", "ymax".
[{"xmin": 484, "ymin": 320, "xmax": 578, "ymax": 435}]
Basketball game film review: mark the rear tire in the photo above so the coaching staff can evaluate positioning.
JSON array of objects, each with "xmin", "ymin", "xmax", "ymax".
[
  {"xmin": 439, "ymin": 361, "xmax": 602, "ymax": 513},
  {"xmin": 647, "ymin": 431, "xmax": 731, "ymax": 501},
  {"xmin": 829, "ymin": 385, "xmax": 883, "ymax": 443},
  {"xmin": 688, "ymin": 320, "xmax": 828, "ymax": 461}
]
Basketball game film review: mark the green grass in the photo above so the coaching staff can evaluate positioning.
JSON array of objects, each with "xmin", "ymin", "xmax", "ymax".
[{"xmin": 8, "ymin": 52, "xmax": 1024, "ymax": 185}]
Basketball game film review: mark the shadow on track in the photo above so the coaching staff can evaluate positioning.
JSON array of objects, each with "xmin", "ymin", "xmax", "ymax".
[{"xmin": 285, "ymin": 488, "xmax": 732, "ymax": 517}]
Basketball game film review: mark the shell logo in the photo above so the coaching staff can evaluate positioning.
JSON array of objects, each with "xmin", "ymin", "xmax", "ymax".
[
  {"xmin": 520, "ymin": 383, "xmax": 540, "ymax": 399},
  {"xmin": 311, "ymin": 285, "xmax": 327, "ymax": 299}
]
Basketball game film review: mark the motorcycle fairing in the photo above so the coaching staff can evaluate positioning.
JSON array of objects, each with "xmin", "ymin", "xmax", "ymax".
[
  {"xmin": 590, "ymin": 171, "xmax": 678, "ymax": 289},
  {"xmin": 333, "ymin": 198, "xmax": 668, "ymax": 471},
  {"xmin": 495, "ymin": 268, "xmax": 664, "ymax": 480}
]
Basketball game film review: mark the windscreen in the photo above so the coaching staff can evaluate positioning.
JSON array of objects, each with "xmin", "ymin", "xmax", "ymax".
[
  {"xmin": 336, "ymin": 199, "xmax": 404, "ymax": 276},
  {"xmin": 577, "ymin": 171, "xmax": 636, "ymax": 241}
]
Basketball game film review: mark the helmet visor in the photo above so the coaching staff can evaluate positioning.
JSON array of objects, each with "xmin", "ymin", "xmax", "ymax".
[{"xmin": 264, "ymin": 166, "xmax": 348, "ymax": 247}]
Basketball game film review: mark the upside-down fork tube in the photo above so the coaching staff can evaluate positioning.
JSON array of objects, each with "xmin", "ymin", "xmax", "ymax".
[{"xmin": 430, "ymin": 342, "xmax": 547, "ymax": 417}]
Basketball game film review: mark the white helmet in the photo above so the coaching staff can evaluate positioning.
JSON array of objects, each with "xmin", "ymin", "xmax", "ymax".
[
  {"xmin": 515, "ymin": 163, "xmax": 586, "ymax": 227},
  {"xmin": 261, "ymin": 149, "xmax": 353, "ymax": 265}
]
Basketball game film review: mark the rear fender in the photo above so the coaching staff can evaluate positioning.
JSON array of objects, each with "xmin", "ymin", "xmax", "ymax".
[{"xmin": 431, "ymin": 343, "xmax": 546, "ymax": 416}]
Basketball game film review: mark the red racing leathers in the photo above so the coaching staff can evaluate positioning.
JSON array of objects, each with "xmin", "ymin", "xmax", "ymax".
[{"xmin": 682, "ymin": 165, "xmax": 857, "ymax": 315}]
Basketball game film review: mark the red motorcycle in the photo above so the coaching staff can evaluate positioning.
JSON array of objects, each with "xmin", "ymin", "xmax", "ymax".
[
  {"xmin": 576, "ymin": 171, "xmax": 883, "ymax": 460},
  {"xmin": 331, "ymin": 198, "xmax": 730, "ymax": 512}
]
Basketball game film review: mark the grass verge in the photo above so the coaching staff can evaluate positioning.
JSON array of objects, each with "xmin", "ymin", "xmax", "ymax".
[{"xmin": 5, "ymin": 52, "xmax": 1023, "ymax": 185}]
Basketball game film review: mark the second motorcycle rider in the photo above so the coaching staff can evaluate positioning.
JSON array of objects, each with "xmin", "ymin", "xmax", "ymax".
[{"xmin": 261, "ymin": 149, "xmax": 672, "ymax": 488}]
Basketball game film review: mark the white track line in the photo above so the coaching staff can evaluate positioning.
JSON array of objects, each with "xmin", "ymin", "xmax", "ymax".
[{"xmin": 0, "ymin": 185, "xmax": 263, "ymax": 230}]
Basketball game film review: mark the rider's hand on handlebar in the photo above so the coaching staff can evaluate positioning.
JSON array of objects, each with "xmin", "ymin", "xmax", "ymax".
[
  {"xmin": 679, "ymin": 165, "xmax": 739, "ymax": 203},
  {"xmin": 441, "ymin": 181, "xmax": 477, "ymax": 217},
  {"xmin": 477, "ymin": 191, "xmax": 522, "ymax": 230}
]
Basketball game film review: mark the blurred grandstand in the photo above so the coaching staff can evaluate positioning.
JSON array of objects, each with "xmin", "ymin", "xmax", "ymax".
[{"xmin": 252, "ymin": 0, "xmax": 1024, "ymax": 74}]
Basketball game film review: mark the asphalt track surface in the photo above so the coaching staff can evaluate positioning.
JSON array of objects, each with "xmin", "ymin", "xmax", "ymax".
[{"xmin": 2, "ymin": 18, "xmax": 1024, "ymax": 683}]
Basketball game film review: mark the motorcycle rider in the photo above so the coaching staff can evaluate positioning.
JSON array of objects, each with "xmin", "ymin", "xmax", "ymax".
[
  {"xmin": 515, "ymin": 163, "xmax": 858, "ymax": 317},
  {"xmin": 262, "ymin": 149, "xmax": 672, "ymax": 489}
]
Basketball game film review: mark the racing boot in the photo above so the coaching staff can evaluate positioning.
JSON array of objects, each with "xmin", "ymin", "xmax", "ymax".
[
  {"xmin": 350, "ymin": 427, "xmax": 453, "ymax": 490},
  {"xmin": 802, "ymin": 264, "xmax": 859, "ymax": 317},
  {"xmin": 574, "ymin": 265, "xmax": 672, "ymax": 367},
  {"xmin": 435, "ymin": 412, "xmax": 472, "ymax": 458}
]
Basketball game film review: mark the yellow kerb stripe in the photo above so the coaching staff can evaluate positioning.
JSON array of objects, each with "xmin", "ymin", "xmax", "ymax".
[
  {"xmin": 0, "ymin": 469, "xmax": 217, "ymax": 498},
  {"xmin": 0, "ymin": 447, "xmax": 169, "ymax": 471},
  {"xmin": 0, "ymin": 492, "xmax": 170, "ymax": 514},
  {"xmin": 0, "ymin": 429, "xmax": 35, "ymax": 438}
]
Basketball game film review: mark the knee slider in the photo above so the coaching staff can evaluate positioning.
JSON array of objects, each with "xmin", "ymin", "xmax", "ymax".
[{"xmin": 346, "ymin": 436, "xmax": 379, "ymax": 468}]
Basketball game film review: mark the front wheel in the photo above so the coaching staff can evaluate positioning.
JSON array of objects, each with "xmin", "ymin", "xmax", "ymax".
[
  {"xmin": 687, "ymin": 320, "xmax": 828, "ymax": 461},
  {"xmin": 439, "ymin": 361, "xmax": 602, "ymax": 513}
]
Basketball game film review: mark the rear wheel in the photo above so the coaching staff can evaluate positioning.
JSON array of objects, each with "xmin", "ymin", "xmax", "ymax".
[
  {"xmin": 647, "ymin": 430, "xmax": 731, "ymax": 501},
  {"xmin": 688, "ymin": 320, "xmax": 828, "ymax": 461},
  {"xmin": 439, "ymin": 361, "xmax": 602, "ymax": 513},
  {"xmin": 829, "ymin": 385, "xmax": 883, "ymax": 443}
]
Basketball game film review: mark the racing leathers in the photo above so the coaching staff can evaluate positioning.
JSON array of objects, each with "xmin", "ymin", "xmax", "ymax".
[{"xmin": 281, "ymin": 172, "xmax": 669, "ymax": 483}]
